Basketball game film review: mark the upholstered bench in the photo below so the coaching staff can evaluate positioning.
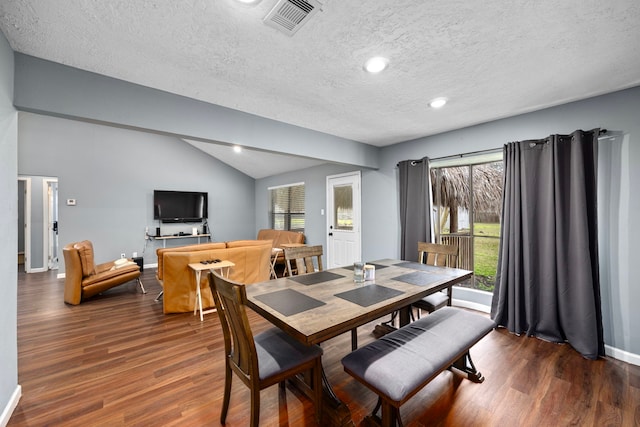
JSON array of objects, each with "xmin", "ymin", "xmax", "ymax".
[{"xmin": 341, "ymin": 307, "xmax": 494, "ymax": 426}]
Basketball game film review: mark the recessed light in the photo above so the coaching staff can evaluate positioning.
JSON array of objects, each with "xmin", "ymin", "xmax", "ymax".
[
  {"xmin": 429, "ymin": 97, "xmax": 448, "ymax": 109},
  {"xmin": 233, "ymin": 145, "xmax": 242, "ymax": 153},
  {"xmin": 236, "ymin": 0, "xmax": 261, "ymax": 4},
  {"xmin": 364, "ymin": 56, "xmax": 389, "ymax": 73}
]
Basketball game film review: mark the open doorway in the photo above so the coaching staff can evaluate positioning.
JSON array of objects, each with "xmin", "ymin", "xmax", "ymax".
[
  {"xmin": 17, "ymin": 177, "xmax": 30, "ymax": 272},
  {"xmin": 45, "ymin": 178, "xmax": 59, "ymax": 270},
  {"xmin": 17, "ymin": 175, "xmax": 58, "ymax": 272}
]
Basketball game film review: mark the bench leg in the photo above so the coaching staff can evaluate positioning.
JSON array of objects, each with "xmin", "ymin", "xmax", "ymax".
[
  {"xmin": 452, "ymin": 350, "xmax": 485, "ymax": 383},
  {"xmin": 364, "ymin": 397, "xmax": 403, "ymax": 427}
]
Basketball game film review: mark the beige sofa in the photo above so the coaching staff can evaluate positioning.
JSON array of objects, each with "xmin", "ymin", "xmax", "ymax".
[
  {"xmin": 156, "ymin": 240, "xmax": 272, "ymax": 313},
  {"xmin": 257, "ymin": 229, "xmax": 305, "ymax": 275}
]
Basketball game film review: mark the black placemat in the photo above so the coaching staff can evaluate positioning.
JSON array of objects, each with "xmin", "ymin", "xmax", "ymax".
[
  {"xmin": 334, "ymin": 285, "xmax": 403, "ymax": 307},
  {"xmin": 254, "ymin": 289, "xmax": 326, "ymax": 316},
  {"xmin": 393, "ymin": 261, "xmax": 443, "ymax": 272},
  {"xmin": 392, "ymin": 271, "xmax": 444, "ymax": 287},
  {"xmin": 289, "ymin": 271, "xmax": 345, "ymax": 286},
  {"xmin": 341, "ymin": 262, "xmax": 389, "ymax": 271}
]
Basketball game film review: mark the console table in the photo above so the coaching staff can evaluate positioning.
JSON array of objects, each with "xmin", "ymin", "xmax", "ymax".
[{"xmin": 155, "ymin": 234, "xmax": 211, "ymax": 248}]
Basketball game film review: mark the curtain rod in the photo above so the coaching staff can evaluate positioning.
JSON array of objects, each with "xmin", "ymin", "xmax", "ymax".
[
  {"xmin": 397, "ymin": 147, "xmax": 502, "ymax": 167},
  {"xmin": 399, "ymin": 129, "xmax": 610, "ymax": 166}
]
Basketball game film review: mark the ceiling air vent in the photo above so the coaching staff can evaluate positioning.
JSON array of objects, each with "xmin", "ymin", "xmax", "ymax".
[{"xmin": 263, "ymin": 0, "xmax": 322, "ymax": 36}]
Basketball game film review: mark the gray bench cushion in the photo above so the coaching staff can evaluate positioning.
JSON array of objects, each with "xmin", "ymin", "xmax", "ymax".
[{"xmin": 341, "ymin": 307, "xmax": 494, "ymax": 404}]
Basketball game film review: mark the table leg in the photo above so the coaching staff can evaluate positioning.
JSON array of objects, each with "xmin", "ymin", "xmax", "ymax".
[{"xmin": 193, "ymin": 270, "xmax": 204, "ymax": 322}]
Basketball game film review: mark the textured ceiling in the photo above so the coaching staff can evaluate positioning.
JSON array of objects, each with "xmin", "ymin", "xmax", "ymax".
[{"xmin": 1, "ymin": 0, "xmax": 640, "ymax": 174}]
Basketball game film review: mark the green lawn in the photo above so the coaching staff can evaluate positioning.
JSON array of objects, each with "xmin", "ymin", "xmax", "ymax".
[{"xmin": 473, "ymin": 223, "xmax": 500, "ymax": 291}]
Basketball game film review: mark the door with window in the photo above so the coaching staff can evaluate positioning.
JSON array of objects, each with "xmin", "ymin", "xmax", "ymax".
[{"xmin": 326, "ymin": 172, "xmax": 361, "ymax": 268}]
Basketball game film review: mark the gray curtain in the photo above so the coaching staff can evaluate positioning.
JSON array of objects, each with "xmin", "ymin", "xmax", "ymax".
[
  {"xmin": 491, "ymin": 129, "xmax": 604, "ymax": 359},
  {"xmin": 398, "ymin": 157, "xmax": 431, "ymax": 262}
]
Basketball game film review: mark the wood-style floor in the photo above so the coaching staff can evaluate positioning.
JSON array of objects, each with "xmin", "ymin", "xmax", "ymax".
[{"xmin": 9, "ymin": 268, "xmax": 640, "ymax": 426}]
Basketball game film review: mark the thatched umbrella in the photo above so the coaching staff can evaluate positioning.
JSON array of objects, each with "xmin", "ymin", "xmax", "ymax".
[{"xmin": 431, "ymin": 163, "xmax": 503, "ymax": 233}]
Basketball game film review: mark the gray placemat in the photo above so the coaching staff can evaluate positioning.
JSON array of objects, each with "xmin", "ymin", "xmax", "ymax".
[
  {"xmin": 289, "ymin": 271, "xmax": 345, "ymax": 286},
  {"xmin": 392, "ymin": 271, "xmax": 444, "ymax": 287},
  {"xmin": 341, "ymin": 263, "xmax": 389, "ymax": 271},
  {"xmin": 254, "ymin": 289, "xmax": 326, "ymax": 316},
  {"xmin": 334, "ymin": 285, "xmax": 403, "ymax": 307},
  {"xmin": 393, "ymin": 261, "xmax": 442, "ymax": 271}
]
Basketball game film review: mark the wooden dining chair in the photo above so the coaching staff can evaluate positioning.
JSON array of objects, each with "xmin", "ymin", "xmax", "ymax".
[
  {"xmin": 284, "ymin": 245, "xmax": 323, "ymax": 276},
  {"xmin": 208, "ymin": 271, "xmax": 323, "ymax": 426},
  {"xmin": 412, "ymin": 242, "xmax": 459, "ymax": 315}
]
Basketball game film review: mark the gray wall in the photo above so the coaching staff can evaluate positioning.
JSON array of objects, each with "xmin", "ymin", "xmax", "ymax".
[
  {"xmin": 9, "ymin": 46, "xmax": 640, "ymax": 365},
  {"xmin": 18, "ymin": 112, "xmax": 257, "ymax": 272},
  {"xmin": 0, "ymin": 30, "xmax": 19, "ymax": 422},
  {"xmin": 255, "ymin": 163, "xmax": 362, "ymax": 259},
  {"xmin": 370, "ymin": 87, "xmax": 640, "ymax": 358},
  {"xmin": 14, "ymin": 53, "xmax": 379, "ymax": 170}
]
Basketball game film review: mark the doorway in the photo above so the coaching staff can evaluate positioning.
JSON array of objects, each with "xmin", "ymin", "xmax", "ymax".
[
  {"xmin": 17, "ymin": 177, "xmax": 31, "ymax": 272},
  {"xmin": 17, "ymin": 175, "xmax": 58, "ymax": 272},
  {"xmin": 45, "ymin": 178, "xmax": 59, "ymax": 270},
  {"xmin": 326, "ymin": 171, "xmax": 361, "ymax": 269}
]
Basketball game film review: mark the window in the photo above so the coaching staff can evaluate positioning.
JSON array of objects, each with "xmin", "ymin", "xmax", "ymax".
[
  {"xmin": 269, "ymin": 183, "xmax": 305, "ymax": 232},
  {"xmin": 430, "ymin": 153, "xmax": 503, "ymax": 292}
]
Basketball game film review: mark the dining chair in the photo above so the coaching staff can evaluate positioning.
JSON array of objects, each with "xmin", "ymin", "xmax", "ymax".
[
  {"xmin": 284, "ymin": 245, "xmax": 323, "ymax": 276},
  {"xmin": 208, "ymin": 271, "xmax": 323, "ymax": 426},
  {"xmin": 412, "ymin": 242, "xmax": 459, "ymax": 315}
]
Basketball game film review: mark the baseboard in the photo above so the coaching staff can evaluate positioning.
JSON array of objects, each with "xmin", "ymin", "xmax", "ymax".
[
  {"xmin": 452, "ymin": 299, "xmax": 491, "ymax": 314},
  {"xmin": 0, "ymin": 385, "xmax": 21, "ymax": 427},
  {"xmin": 605, "ymin": 344, "xmax": 640, "ymax": 366},
  {"xmin": 451, "ymin": 301, "xmax": 640, "ymax": 367}
]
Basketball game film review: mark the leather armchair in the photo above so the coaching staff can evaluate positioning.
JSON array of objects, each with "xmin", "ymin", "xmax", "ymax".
[{"xmin": 63, "ymin": 240, "xmax": 144, "ymax": 305}]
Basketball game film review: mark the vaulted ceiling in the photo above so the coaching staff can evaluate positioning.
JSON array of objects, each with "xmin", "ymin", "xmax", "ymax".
[{"xmin": 2, "ymin": 1, "xmax": 639, "ymax": 177}]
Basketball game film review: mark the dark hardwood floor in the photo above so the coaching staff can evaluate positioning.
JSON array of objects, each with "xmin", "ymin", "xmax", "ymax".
[{"xmin": 9, "ymin": 268, "xmax": 640, "ymax": 426}]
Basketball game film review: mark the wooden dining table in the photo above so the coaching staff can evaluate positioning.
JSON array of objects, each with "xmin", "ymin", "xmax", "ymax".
[{"xmin": 245, "ymin": 258, "xmax": 473, "ymax": 426}]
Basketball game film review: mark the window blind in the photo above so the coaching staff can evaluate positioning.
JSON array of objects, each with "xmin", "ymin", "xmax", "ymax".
[{"xmin": 269, "ymin": 183, "xmax": 305, "ymax": 232}]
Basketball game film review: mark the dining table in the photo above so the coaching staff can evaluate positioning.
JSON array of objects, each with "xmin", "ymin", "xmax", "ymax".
[{"xmin": 245, "ymin": 258, "xmax": 473, "ymax": 426}]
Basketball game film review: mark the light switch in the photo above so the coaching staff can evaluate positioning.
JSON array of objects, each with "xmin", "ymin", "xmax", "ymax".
[{"xmin": 67, "ymin": 199, "xmax": 76, "ymax": 206}]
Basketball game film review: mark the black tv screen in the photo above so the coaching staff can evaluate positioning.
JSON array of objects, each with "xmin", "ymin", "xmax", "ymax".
[{"xmin": 153, "ymin": 190, "xmax": 208, "ymax": 223}]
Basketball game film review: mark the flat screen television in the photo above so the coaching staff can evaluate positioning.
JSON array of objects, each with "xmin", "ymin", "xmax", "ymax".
[{"xmin": 153, "ymin": 190, "xmax": 208, "ymax": 223}]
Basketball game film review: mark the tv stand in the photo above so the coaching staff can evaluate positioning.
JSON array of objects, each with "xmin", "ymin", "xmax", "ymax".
[{"xmin": 156, "ymin": 234, "xmax": 211, "ymax": 248}]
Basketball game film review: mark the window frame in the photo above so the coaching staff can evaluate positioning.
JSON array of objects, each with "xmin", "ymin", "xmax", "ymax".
[{"xmin": 268, "ymin": 182, "xmax": 305, "ymax": 232}]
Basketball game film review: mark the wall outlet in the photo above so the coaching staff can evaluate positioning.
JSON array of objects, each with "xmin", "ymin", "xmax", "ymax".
[{"xmin": 120, "ymin": 253, "xmax": 126, "ymax": 259}]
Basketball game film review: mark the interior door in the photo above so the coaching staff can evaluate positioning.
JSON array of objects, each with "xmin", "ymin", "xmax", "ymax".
[{"xmin": 326, "ymin": 171, "xmax": 361, "ymax": 268}]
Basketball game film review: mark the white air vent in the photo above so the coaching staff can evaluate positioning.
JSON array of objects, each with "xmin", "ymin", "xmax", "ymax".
[{"xmin": 263, "ymin": 0, "xmax": 322, "ymax": 36}]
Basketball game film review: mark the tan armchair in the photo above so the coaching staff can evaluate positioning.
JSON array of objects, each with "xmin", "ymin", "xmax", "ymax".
[{"xmin": 63, "ymin": 240, "xmax": 144, "ymax": 305}]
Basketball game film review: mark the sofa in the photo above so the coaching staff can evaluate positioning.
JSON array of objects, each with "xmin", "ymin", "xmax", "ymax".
[
  {"xmin": 156, "ymin": 239, "xmax": 272, "ymax": 313},
  {"xmin": 257, "ymin": 229, "xmax": 305, "ymax": 276},
  {"xmin": 63, "ymin": 240, "xmax": 142, "ymax": 305}
]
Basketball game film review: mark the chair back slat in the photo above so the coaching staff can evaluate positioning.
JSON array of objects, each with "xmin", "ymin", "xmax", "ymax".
[
  {"xmin": 417, "ymin": 242, "xmax": 458, "ymax": 267},
  {"xmin": 284, "ymin": 245, "xmax": 323, "ymax": 276},
  {"xmin": 209, "ymin": 272, "xmax": 258, "ymax": 384}
]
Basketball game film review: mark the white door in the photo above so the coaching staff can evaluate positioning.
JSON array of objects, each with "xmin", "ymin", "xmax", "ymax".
[{"xmin": 326, "ymin": 171, "xmax": 361, "ymax": 268}]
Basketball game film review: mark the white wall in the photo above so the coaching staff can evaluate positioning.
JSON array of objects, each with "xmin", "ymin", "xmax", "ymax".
[{"xmin": 0, "ymin": 30, "xmax": 20, "ymax": 425}]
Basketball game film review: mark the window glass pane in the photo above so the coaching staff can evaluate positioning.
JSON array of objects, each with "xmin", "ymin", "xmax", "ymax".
[
  {"xmin": 432, "ymin": 160, "xmax": 503, "ymax": 293},
  {"xmin": 269, "ymin": 184, "xmax": 305, "ymax": 231},
  {"xmin": 333, "ymin": 185, "xmax": 353, "ymax": 231}
]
